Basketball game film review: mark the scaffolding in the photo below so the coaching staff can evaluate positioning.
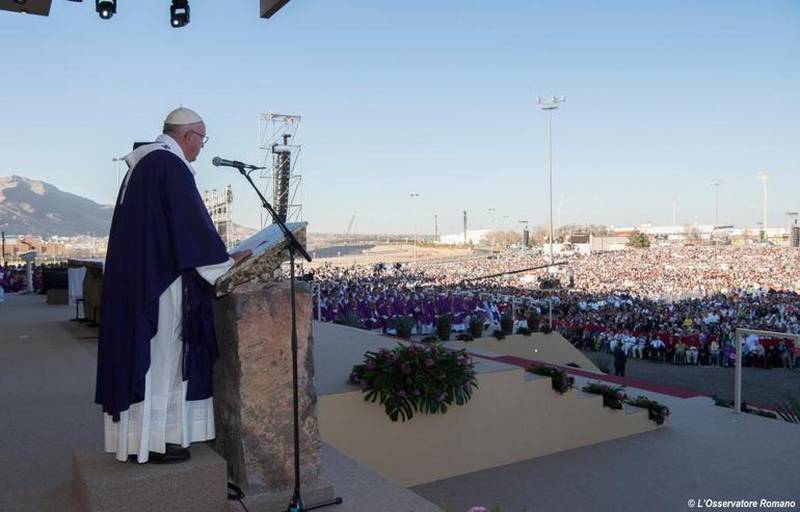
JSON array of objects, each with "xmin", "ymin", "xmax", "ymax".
[
  {"xmin": 203, "ymin": 184, "xmax": 235, "ymax": 248},
  {"xmin": 258, "ymin": 113, "xmax": 303, "ymax": 227}
]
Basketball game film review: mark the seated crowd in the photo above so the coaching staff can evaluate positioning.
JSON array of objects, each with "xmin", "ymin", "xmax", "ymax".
[{"xmin": 308, "ymin": 246, "xmax": 800, "ymax": 370}]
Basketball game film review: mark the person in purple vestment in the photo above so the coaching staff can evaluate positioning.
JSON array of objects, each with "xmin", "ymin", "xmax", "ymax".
[{"xmin": 96, "ymin": 107, "xmax": 250, "ymax": 464}]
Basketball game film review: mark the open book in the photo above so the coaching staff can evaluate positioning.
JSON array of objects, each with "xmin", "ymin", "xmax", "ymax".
[{"xmin": 215, "ymin": 222, "xmax": 307, "ymax": 297}]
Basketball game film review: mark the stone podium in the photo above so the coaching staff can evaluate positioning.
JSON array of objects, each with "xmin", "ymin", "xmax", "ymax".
[{"xmin": 211, "ymin": 223, "xmax": 334, "ymax": 510}]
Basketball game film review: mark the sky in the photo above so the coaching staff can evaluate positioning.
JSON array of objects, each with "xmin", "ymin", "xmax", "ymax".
[{"xmin": 1, "ymin": 0, "xmax": 798, "ymax": 235}]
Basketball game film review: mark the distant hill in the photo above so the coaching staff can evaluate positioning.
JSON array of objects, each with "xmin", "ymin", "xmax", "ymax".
[{"xmin": 0, "ymin": 175, "xmax": 113, "ymax": 237}]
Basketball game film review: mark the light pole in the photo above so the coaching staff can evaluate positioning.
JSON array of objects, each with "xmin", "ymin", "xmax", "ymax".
[
  {"xmin": 711, "ymin": 180, "xmax": 722, "ymax": 227},
  {"xmin": 410, "ymin": 193, "xmax": 420, "ymax": 261},
  {"xmin": 537, "ymin": 95, "xmax": 566, "ymax": 273},
  {"xmin": 112, "ymin": 157, "xmax": 126, "ymax": 189},
  {"xmin": 758, "ymin": 171, "xmax": 769, "ymax": 241},
  {"xmin": 786, "ymin": 211, "xmax": 798, "ymax": 249},
  {"xmin": 488, "ymin": 207, "xmax": 496, "ymax": 250},
  {"xmin": 672, "ymin": 199, "xmax": 678, "ymax": 225},
  {"xmin": 518, "ymin": 220, "xmax": 529, "ymax": 251}
]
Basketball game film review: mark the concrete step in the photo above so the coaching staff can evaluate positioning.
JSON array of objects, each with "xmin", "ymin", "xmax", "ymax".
[{"xmin": 72, "ymin": 445, "xmax": 227, "ymax": 512}]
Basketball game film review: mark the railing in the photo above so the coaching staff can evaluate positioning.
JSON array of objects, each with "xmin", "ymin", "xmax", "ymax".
[{"xmin": 733, "ymin": 328, "xmax": 799, "ymax": 414}]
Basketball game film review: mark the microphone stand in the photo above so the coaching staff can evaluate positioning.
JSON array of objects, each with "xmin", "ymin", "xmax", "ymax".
[{"xmin": 233, "ymin": 165, "xmax": 342, "ymax": 512}]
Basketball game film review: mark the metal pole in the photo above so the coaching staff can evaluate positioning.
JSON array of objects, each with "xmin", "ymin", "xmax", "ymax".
[
  {"xmin": 735, "ymin": 330, "xmax": 742, "ymax": 415},
  {"xmin": 548, "ymin": 109, "xmax": 554, "ymax": 271},
  {"xmin": 316, "ymin": 284, "xmax": 321, "ymax": 321}
]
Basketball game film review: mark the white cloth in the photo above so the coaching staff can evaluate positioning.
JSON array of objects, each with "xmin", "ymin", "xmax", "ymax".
[
  {"xmin": 105, "ymin": 133, "xmax": 232, "ymax": 463},
  {"xmin": 68, "ymin": 267, "xmax": 86, "ymax": 305},
  {"xmin": 119, "ymin": 134, "xmax": 194, "ymax": 205},
  {"xmin": 104, "ymin": 258, "xmax": 233, "ymax": 463}
]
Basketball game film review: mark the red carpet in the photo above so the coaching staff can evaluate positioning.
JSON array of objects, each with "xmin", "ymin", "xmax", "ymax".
[{"xmin": 468, "ymin": 352, "xmax": 705, "ymax": 399}]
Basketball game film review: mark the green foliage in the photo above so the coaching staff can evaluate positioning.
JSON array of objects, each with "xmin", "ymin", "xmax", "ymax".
[
  {"xmin": 516, "ymin": 327, "xmax": 532, "ymax": 336},
  {"xmin": 775, "ymin": 396, "xmax": 800, "ymax": 424},
  {"xmin": 436, "ymin": 314, "xmax": 452, "ymax": 341},
  {"xmin": 582, "ymin": 382, "xmax": 626, "ymax": 410},
  {"xmin": 334, "ymin": 311, "xmax": 362, "ymax": 329},
  {"xmin": 392, "ymin": 315, "xmax": 414, "ymax": 339},
  {"xmin": 528, "ymin": 365, "xmax": 575, "ymax": 394},
  {"xmin": 469, "ymin": 316, "xmax": 485, "ymax": 338},
  {"xmin": 500, "ymin": 312, "xmax": 514, "ymax": 335},
  {"xmin": 627, "ymin": 395, "xmax": 671, "ymax": 425},
  {"xmin": 492, "ymin": 329, "xmax": 506, "ymax": 340},
  {"xmin": 583, "ymin": 384, "xmax": 671, "ymax": 424},
  {"xmin": 527, "ymin": 312, "xmax": 540, "ymax": 332},
  {"xmin": 627, "ymin": 230, "xmax": 651, "ymax": 249},
  {"xmin": 349, "ymin": 343, "xmax": 479, "ymax": 422}
]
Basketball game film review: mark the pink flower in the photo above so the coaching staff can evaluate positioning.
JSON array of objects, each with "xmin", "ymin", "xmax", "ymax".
[{"xmin": 468, "ymin": 507, "xmax": 489, "ymax": 512}]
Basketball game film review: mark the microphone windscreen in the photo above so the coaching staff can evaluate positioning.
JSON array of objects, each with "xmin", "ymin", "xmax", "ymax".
[{"xmin": 212, "ymin": 157, "xmax": 222, "ymax": 166}]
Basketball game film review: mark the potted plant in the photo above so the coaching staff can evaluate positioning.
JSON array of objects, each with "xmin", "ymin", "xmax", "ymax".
[
  {"xmin": 392, "ymin": 315, "xmax": 414, "ymax": 339},
  {"xmin": 582, "ymin": 382, "xmax": 626, "ymax": 410},
  {"xmin": 528, "ymin": 365, "xmax": 575, "ymax": 394},
  {"xmin": 527, "ymin": 311, "xmax": 540, "ymax": 332},
  {"xmin": 436, "ymin": 314, "xmax": 452, "ymax": 341},
  {"xmin": 349, "ymin": 343, "xmax": 479, "ymax": 421},
  {"xmin": 500, "ymin": 311, "xmax": 514, "ymax": 335},
  {"xmin": 469, "ymin": 316, "xmax": 484, "ymax": 338}
]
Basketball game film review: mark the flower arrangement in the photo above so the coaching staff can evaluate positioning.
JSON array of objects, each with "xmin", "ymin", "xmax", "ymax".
[
  {"xmin": 626, "ymin": 395, "xmax": 671, "ymax": 425},
  {"xmin": 527, "ymin": 365, "xmax": 575, "ymax": 394},
  {"xmin": 492, "ymin": 329, "xmax": 506, "ymax": 340},
  {"xmin": 516, "ymin": 327, "xmax": 532, "ymax": 336},
  {"xmin": 582, "ymin": 382, "xmax": 626, "ymax": 410},
  {"xmin": 583, "ymin": 383, "xmax": 671, "ymax": 424},
  {"xmin": 349, "ymin": 343, "xmax": 479, "ymax": 422},
  {"xmin": 456, "ymin": 333, "xmax": 474, "ymax": 342}
]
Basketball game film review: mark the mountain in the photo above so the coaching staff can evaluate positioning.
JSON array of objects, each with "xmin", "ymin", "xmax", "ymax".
[{"xmin": 0, "ymin": 175, "xmax": 114, "ymax": 237}]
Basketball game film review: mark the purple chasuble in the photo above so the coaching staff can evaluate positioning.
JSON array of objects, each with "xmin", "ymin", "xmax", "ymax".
[{"xmin": 95, "ymin": 149, "xmax": 229, "ymax": 421}]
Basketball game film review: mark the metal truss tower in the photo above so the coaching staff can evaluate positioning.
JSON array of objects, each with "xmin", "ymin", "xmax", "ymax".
[
  {"xmin": 203, "ymin": 184, "xmax": 235, "ymax": 248},
  {"xmin": 259, "ymin": 113, "xmax": 303, "ymax": 227}
]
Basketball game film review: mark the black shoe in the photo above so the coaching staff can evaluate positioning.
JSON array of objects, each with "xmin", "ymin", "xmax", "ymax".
[{"xmin": 129, "ymin": 444, "xmax": 191, "ymax": 464}]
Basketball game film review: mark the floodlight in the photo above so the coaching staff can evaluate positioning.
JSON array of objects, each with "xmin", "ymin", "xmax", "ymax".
[
  {"xmin": 95, "ymin": 0, "xmax": 116, "ymax": 19},
  {"xmin": 170, "ymin": 0, "xmax": 190, "ymax": 28}
]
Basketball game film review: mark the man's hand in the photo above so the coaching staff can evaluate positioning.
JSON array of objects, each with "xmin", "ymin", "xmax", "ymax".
[{"xmin": 230, "ymin": 249, "xmax": 252, "ymax": 266}]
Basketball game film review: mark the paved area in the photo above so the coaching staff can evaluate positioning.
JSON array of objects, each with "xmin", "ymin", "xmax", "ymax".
[
  {"xmin": 3, "ymin": 294, "xmax": 798, "ymax": 512},
  {"xmin": 0, "ymin": 294, "xmax": 438, "ymax": 512},
  {"xmin": 585, "ymin": 352, "xmax": 800, "ymax": 406},
  {"xmin": 413, "ymin": 385, "xmax": 800, "ymax": 512}
]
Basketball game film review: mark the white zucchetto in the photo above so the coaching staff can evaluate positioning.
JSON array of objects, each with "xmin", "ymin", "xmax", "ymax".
[{"xmin": 163, "ymin": 107, "xmax": 203, "ymax": 126}]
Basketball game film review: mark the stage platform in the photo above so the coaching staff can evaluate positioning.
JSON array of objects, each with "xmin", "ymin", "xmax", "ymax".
[{"xmin": 1, "ymin": 294, "xmax": 798, "ymax": 512}]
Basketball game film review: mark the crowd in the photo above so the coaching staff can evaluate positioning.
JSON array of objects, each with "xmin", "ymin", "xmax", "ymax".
[
  {"xmin": 0, "ymin": 262, "xmax": 67, "ymax": 296},
  {"xmin": 309, "ymin": 246, "xmax": 800, "ymax": 370}
]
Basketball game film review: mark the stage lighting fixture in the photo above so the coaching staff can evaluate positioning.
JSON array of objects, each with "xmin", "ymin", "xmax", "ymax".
[
  {"xmin": 170, "ymin": 0, "xmax": 190, "ymax": 28},
  {"xmin": 95, "ymin": 0, "xmax": 115, "ymax": 19}
]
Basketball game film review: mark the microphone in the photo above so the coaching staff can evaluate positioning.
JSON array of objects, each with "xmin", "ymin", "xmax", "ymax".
[{"xmin": 212, "ymin": 157, "xmax": 266, "ymax": 170}]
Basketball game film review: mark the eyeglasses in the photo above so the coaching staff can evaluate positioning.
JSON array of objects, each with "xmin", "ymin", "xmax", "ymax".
[{"xmin": 188, "ymin": 130, "xmax": 209, "ymax": 145}]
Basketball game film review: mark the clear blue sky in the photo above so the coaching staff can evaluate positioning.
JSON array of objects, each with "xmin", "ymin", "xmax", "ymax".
[{"xmin": 1, "ymin": 0, "xmax": 798, "ymax": 235}]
